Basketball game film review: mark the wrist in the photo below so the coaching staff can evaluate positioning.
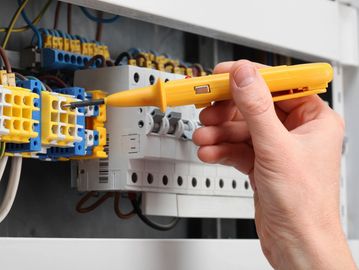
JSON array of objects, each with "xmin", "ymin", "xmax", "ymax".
[{"xmin": 279, "ymin": 221, "xmax": 356, "ymax": 270}]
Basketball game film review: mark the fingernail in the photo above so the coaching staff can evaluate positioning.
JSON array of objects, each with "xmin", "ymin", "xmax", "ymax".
[{"xmin": 233, "ymin": 65, "xmax": 256, "ymax": 88}]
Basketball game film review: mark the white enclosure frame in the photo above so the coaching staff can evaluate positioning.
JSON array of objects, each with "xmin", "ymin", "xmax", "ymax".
[{"xmin": 2, "ymin": 0, "xmax": 359, "ymax": 269}]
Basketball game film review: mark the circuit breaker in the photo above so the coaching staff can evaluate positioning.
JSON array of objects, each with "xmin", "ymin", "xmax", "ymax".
[{"xmin": 74, "ymin": 65, "xmax": 254, "ymax": 218}]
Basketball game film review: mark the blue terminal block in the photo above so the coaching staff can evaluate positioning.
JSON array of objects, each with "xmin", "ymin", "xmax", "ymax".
[
  {"xmin": 6, "ymin": 80, "xmax": 42, "ymax": 153},
  {"xmin": 84, "ymin": 93, "xmax": 99, "ymax": 117},
  {"xmin": 41, "ymin": 48, "xmax": 96, "ymax": 70}
]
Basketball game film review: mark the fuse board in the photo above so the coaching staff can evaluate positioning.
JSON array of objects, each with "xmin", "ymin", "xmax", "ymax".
[
  {"xmin": 0, "ymin": 0, "xmax": 347, "ymax": 242},
  {"xmin": 74, "ymin": 65, "xmax": 253, "ymax": 218}
]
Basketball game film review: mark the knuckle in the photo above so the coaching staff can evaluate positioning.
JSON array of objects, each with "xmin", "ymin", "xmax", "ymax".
[
  {"xmin": 242, "ymin": 92, "xmax": 272, "ymax": 116},
  {"xmin": 230, "ymin": 59, "xmax": 253, "ymax": 74}
]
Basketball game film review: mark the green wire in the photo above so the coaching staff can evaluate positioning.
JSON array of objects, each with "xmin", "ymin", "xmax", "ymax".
[
  {"xmin": 0, "ymin": 142, "xmax": 6, "ymax": 158},
  {"xmin": 0, "ymin": 0, "xmax": 53, "ymax": 33},
  {"xmin": 2, "ymin": 0, "xmax": 30, "ymax": 49}
]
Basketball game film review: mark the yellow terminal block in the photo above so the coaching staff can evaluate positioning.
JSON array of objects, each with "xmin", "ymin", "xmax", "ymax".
[
  {"xmin": 81, "ymin": 42, "xmax": 90, "ymax": 56},
  {"xmin": 102, "ymin": 45, "xmax": 110, "ymax": 60},
  {"xmin": 7, "ymin": 73, "xmax": 16, "ymax": 87},
  {"xmin": 83, "ymin": 90, "xmax": 107, "ymax": 159},
  {"xmin": 128, "ymin": 59, "xmax": 136, "ymax": 66},
  {"xmin": 52, "ymin": 36, "xmax": 62, "ymax": 50},
  {"xmin": 0, "ymin": 71, "xmax": 8, "ymax": 86},
  {"xmin": 69, "ymin": 39, "xmax": 81, "ymax": 54},
  {"xmin": 74, "ymin": 39, "xmax": 82, "ymax": 54},
  {"xmin": 97, "ymin": 45, "xmax": 105, "ymax": 58},
  {"xmin": 102, "ymin": 63, "xmax": 333, "ymax": 112},
  {"xmin": 87, "ymin": 43, "xmax": 96, "ymax": 56},
  {"xmin": 41, "ymin": 91, "xmax": 82, "ymax": 147},
  {"xmin": 63, "ymin": 37, "xmax": 70, "ymax": 52},
  {"xmin": 93, "ymin": 44, "xmax": 100, "ymax": 56},
  {"xmin": 0, "ymin": 86, "xmax": 39, "ymax": 143},
  {"xmin": 43, "ymin": 34, "xmax": 53, "ymax": 48}
]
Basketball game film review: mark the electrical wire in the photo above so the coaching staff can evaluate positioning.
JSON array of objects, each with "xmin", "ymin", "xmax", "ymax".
[
  {"xmin": 113, "ymin": 192, "xmax": 136, "ymax": 219},
  {"xmin": 0, "ymin": 157, "xmax": 22, "ymax": 223},
  {"xmin": 0, "ymin": 156, "xmax": 9, "ymax": 184},
  {"xmin": 0, "ymin": 46, "xmax": 12, "ymax": 73},
  {"xmin": 129, "ymin": 193, "xmax": 180, "ymax": 231},
  {"xmin": 67, "ymin": 3, "xmax": 72, "ymax": 34},
  {"xmin": 14, "ymin": 72, "xmax": 27, "ymax": 81},
  {"xmin": 84, "ymin": 54, "xmax": 106, "ymax": 68},
  {"xmin": 0, "ymin": 143, "xmax": 6, "ymax": 158},
  {"xmin": 80, "ymin": 7, "xmax": 120, "ymax": 23},
  {"xmin": 0, "ymin": 47, "xmax": 10, "ymax": 156},
  {"xmin": 135, "ymin": 53, "xmax": 148, "ymax": 67},
  {"xmin": 76, "ymin": 191, "xmax": 113, "ymax": 213},
  {"xmin": 191, "ymin": 63, "xmax": 204, "ymax": 77},
  {"xmin": 17, "ymin": 0, "xmax": 43, "ymax": 49},
  {"xmin": 53, "ymin": 1, "xmax": 61, "ymax": 29},
  {"xmin": 2, "ymin": 0, "xmax": 30, "ymax": 49},
  {"xmin": 105, "ymin": 60, "xmax": 114, "ymax": 66},
  {"xmin": 0, "ymin": 0, "xmax": 52, "ymax": 33},
  {"xmin": 38, "ymin": 75, "xmax": 67, "ymax": 88},
  {"xmin": 164, "ymin": 61, "xmax": 175, "ymax": 73},
  {"xmin": 114, "ymin": 52, "xmax": 130, "ymax": 66},
  {"xmin": 95, "ymin": 11, "xmax": 103, "ymax": 41}
]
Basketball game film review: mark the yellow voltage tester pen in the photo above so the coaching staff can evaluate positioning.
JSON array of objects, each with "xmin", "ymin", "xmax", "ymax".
[{"xmin": 64, "ymin": 63, "xmax": 333, "ymax": 111}]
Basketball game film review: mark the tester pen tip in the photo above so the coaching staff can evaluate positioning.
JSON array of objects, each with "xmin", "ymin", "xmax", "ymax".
[{"xmin": 62, "ymin": 99, "xmax": 105, "ymax": 109}]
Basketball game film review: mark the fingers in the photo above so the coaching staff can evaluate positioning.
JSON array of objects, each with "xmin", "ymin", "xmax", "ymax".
[
  {"xmin": 199, "ymin": 100, "xmax": 243, "ymax": 126},
  {"xmin": 229, "ymin": 60, "xmax": 288, "ymax": 147},
  {"xmin": 198, "ymin": 143, "xmax": 254, "ymax": 174},
  {"xmin": 284, "ymin": 96, "xmax": 328, "ymax": 131},
  {"xmin": 193, "ymin": 121, "xmax": 250, "ymax": 146},
  {"xmin": 275, "ymin": 94, "xmax": 321, "ymax": 114}
]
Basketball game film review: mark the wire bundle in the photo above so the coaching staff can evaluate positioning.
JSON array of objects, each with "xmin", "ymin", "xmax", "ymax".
[
  {"xmin": 76, "ymin": 191, "xmax": 180, "ymax": 231},
  {"xmin": 1, "ymin": 0, "xmax": 53, "ymax": 49},
  {"xmin": 0, "ymin": 48, "xmax": 23, "ymax": 223}
]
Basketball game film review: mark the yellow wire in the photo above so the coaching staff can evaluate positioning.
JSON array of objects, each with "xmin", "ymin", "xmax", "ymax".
[
  {"xmin": 2, "ymin": 0, "xmax": 30, "ymax": 48},
  {"xmin": 0, "ymin": 0, "xmax": 52, "ymax": 33}
]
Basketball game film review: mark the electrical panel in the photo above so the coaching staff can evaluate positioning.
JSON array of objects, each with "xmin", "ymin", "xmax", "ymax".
[{"xmin": 74, "ymin": 65, "xmax": 254, "ymax": 218}]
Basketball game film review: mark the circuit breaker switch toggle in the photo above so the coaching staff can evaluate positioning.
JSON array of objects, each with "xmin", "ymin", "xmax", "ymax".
[
  {"xmin": 167, "ymin": 112, "xmax": 181, "ymax": 135},
  {"xmin": 150, "ymin": 109, "xmax": 165, "ymax": 133}
]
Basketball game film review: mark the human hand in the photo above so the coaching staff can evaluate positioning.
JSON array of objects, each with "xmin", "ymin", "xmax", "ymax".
[{"xmin": 193, "ymin": 60, "xmax": 356, "ymax": 270}]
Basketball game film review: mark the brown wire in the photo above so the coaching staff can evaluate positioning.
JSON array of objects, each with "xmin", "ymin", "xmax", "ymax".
[
  {"xmin": 67, "ymin": 3, "xmax": 72, "ymax": 34},
  {"xmin": 95, "ymin": 11, "xmax": 103, "ymax": 41},
  {"xmin": 151, "ymin": 60, "xmax": 160, "ymax": 70},
  {"xmin": 53, "ymin": 1, "xmax": 62, "ymax": 29},
  {"xmin": 76, "ymin": 191, "xmax": 114, "ymax": 213},
  {"xmin": 135, "ymin": 54, "xmax": 147, "ymax": 67},
  {"xmin": 14, "ymin": 72, "xmax": 27, "ymax": 81},
  {"xmin": 113, "ymin": 192, "xmax": 136, "ymax": 219},
  {"xmin": 164, "ymin": 61, "xmax": 175, "ymax": 73},
  {"xmin": 38, "ymin": 75, "xmax": 67, "ymax": 88},
  {"xmin": 191, "ymin": 63, "xmax": 204, "ymax": 77},
  {"xmin": 0, "ymin": 47, "xmax": 12, "ymax": 73},
  {"xmin": 105, "ymin": 60, "xmax": 114, "ymax": 66},
  {"xmin": 43, "ymin": 82, "xmax": 53, "ymax": 92},
  {"xmin": 85, "ymin": 54, "xmax": 106, "ymax": 68}
]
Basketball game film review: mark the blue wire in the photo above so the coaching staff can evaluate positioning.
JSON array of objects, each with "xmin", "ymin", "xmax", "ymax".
[
  {"xmin": 17, "ymin": 0, "xmax": 43, "ymax": 49},
  {"xmin": 80, "ymin": 7, "xmax": 119, "ymax": 23}
]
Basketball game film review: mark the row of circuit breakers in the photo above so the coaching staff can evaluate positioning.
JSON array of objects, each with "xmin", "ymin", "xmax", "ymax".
[
  {"xmin": 74, "ymin": 65, "xmax": 254, "ymax": 218},
  {"xmin": 0, "ymin": 64, "xmax": 253, "ymax": 218}
]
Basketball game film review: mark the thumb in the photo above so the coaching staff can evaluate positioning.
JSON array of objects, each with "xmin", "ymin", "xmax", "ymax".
[{"xmin": 230, "ymin": 60, "xmax": 287, "ymax": 146}]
